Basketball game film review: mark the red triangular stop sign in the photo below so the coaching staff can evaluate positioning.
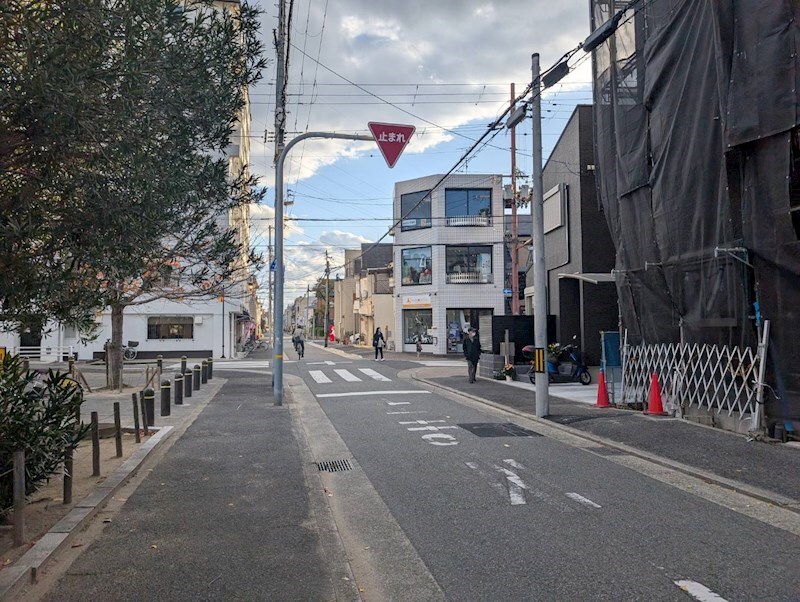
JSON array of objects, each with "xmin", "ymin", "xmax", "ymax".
[{"xmin": 368, "ymin": 122, "xmax": 416, "ymax": 168}]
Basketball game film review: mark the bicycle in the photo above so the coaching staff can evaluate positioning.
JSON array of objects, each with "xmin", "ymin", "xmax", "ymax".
[
  {"xmin": 122, "ymin": 340, "xmax": 139, "ymax": 361},
  {"xmin": 293, "ymin": 338, "xmax": 304, "ymax": 358}
]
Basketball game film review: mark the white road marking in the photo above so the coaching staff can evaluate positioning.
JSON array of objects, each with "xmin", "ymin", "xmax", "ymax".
[
  {"xmin": 387, "ymin": 401, "xmax": 411, "ymax": 405},
  {"xmin": 494, "ymin": 466, "xmax": 529, "ymax": 506},
  {"xmin": 309, "ymin": 370, "xmax": 332, "ymax": 384},
  {"xmin": 565, "ymin": 492, "xmax": 602, "ymax": 509},
  {"xmin": 406, "ymin": 425, "xmax": 458, "ymax": 431},
  {"xmin": 386, "ymin": 411, "xmax": 428, "ymax": 415},
  {"xmin": 316, "ymin": 391, "xmax": 429, "ymax": 399},
  {"xmin": 421, "ymin": 433, "xmax": 458, "ymax": 446},
  {"xmin": 674, "ymin": 581, "xmax": 729, "ymax": 602},
  {"xmin": 358, "ymin": 368, "xmax": 391, "ymax": 382},
  {"xmin": 503, "ymin": 459, "xmax": 526, "ymax": 470},
  {"xmin": 334, "ymin": 369, "xmax": 362, "ymax": 382},
  {"xmin": 209, "ymin": 361, "xmax": 271, "ymax": 370},
  {"xmin": 465, "ymin": 462, "xmax": 507, "ymax": 498},
  {"xmin": 398, "ymin": 420, "xmax": 447, "ymax": 425},
  {"xmin": 307, "ymin": 360, "xmax": 346, "ymax": 365}
]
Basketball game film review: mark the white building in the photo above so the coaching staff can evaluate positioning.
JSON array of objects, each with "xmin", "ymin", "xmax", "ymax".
[{"xmin": 393, "ymin": 174, "xmax": 506, "ymax": 356}]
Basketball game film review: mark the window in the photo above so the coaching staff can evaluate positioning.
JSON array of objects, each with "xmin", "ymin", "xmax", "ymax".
[
  {"xmin": 446, "ymin": 309, "xmax": 493, "ymax": 353},
  {"xmin": 404, "ymin": 309, "xmax": 434, "ymax": 344},
  {"xmin": 401, "ymin": 247, "xmax": 432, "ymax": 285},
  {"xmin": 446, "ymin": 246, "xmax": 492, "ymax": 283},
  {"xmin": 445, "ymin": 189, "xmax": 492, "ymax": 226},
  {"xmin": 400, "ymin": 190, "xmax": 431, "ymax": 231},
  {"xmin": 543, "ymin": 184, "xmax": 566, "ymax": 233},
  {"xmin": 147, "ymin": 316, "xmax": 194, "ymax": 340}
]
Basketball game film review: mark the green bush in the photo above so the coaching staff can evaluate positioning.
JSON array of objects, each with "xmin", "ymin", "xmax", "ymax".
[{"xmin": 0, "ymin": 354, "xmax": 86, "ymax": 515}]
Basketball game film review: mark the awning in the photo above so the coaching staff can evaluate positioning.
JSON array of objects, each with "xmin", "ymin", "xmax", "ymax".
[{"xmin": 557, "ymin": 272, "xmax": 615, "ymax": 285}]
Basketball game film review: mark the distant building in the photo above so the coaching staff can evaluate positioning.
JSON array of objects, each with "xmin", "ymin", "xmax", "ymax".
[{"xmin": 393, "ymin": 174, "xmax": 505, "ymax": 355}]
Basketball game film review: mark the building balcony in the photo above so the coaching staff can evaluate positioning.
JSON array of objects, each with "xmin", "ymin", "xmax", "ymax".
[
  {"xmin": 446, "ymin": 271, "xmax": 493, "ymax": 284},
  {"xmin": 446, "ymin": 215, "xmax": 491, "ymax": 227}
]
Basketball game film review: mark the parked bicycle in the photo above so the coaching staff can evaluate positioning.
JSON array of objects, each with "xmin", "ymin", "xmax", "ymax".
[{"xmin": 122, "ymin": 340, "xmax": 139, "ymax": 361}]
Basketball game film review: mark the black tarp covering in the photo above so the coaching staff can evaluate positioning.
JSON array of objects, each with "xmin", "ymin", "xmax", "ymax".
[{"xmin": 591, "ymin": 0, "xmax": 800, "ymax": 428}]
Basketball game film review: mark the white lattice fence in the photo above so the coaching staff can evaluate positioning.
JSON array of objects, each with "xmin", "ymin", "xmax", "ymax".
[{"xmin": 622, "ymin": 342, "xmax": 762, "ymax": 417}]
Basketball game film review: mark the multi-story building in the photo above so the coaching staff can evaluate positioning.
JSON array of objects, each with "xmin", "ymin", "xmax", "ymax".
[{"xmin": 393, "ymin": 174, "xmax": 505, "ymax": 355}]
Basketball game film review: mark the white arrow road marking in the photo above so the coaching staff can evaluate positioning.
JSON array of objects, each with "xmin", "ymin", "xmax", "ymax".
[
  {"xmin": 503, "ymin": 459, "xmax": 526, "ymax": 470},
  {"xmin": 358, "ymin": 368, "xmax": 392, "ymax": 382},
  {"xmin": 674, "ymin": 581, "xmax": 729, "ymax": 602},
  {"xmin": 494, "ymin": 466, "xmax": 529, "ymax": 505},
  {"xmin": 309, "ymin": 370, "xmax": 332, "ymax": 384},
  {"xmin": 465, "ymin": 462, "xmax": 507, "ymax": 498},
  {"xmin": 334, "ymin": 369, "xmax": 362, "ymax": 382},
  {"xmin": 565, "ymin": 492, "xmax": 602, "ymax": 509}
]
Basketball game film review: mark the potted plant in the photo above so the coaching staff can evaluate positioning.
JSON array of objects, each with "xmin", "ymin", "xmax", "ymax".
[{"xmin": 501, "ymin": 363, "xmax": 516, "ymax": 381}]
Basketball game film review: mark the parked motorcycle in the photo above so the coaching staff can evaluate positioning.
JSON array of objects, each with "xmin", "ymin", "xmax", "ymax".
[{"xmin": 522, "ymin": 337, "xmax": 592, "ymax": 385}]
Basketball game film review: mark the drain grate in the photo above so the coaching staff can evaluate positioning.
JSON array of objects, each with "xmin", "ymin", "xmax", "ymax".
[
  {"xmin": 316, "ymin": 459, "xmax": 353, "ymax": 472},
  {"xmin": 457, "ymin": 423, "xmax": 542, "ymax": 438}
]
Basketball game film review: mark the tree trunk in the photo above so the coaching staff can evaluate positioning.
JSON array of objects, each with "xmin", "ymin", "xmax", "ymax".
[{"xmin": 109, "ymin": 304, "xmax": 124, "ymax": 391}]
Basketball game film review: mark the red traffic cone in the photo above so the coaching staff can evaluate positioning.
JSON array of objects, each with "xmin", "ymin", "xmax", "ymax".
[
  {"xmin": 596, "ymin": 369, "xmax": 611, "ymax": 408},
  {"xmin": 645, "ymin": 373, "xmax": 668, "ymax": 416}
]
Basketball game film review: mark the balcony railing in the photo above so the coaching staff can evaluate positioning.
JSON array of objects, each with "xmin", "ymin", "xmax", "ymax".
[
  {"xmin": 446, "ymin": 214, "xmax": 491, "ymax": 227},
  {"xmin": 446, "ymin": 271, "xmax": 493, "ymax": 284}
]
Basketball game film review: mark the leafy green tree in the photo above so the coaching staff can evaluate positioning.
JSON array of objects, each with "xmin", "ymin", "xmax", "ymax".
[{"xmin": 0, "ymin": 1, "xmax": 267, "ymax": 387}]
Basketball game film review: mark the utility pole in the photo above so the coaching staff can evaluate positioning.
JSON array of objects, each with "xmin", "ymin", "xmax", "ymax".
[
  {"xmin": 267, "ymin": 224, "xmax": 273, "ymax": 340},
  {"xmin": 531, "ymin": 53, "xmax": 550, "ymax": 418},
  {"xmin": 510, "ymin": 82, "xmax": 520, "ymax": 315},
  {"xmin": 273, "ymin": 0, "xmax": 286, "ymax": 166},
  {"xmin": 324, "ymin": 250, "xmax": 330, "ymax": 347}
]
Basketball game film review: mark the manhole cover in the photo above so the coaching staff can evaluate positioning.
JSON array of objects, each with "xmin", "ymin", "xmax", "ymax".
[
  {"xmin": 457, "ymin": 423, "xmax": 542, "ymax": 437},
  {"xmin": 316, "ymin": 459, "xmax": 353, "ymax": 472}
]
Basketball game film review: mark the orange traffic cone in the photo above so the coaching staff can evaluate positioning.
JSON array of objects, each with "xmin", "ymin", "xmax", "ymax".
[
  {"xmin": 645, "ymin": 373, "xmax": 668, "ymax": 416},
  {"xmin": 596, "ymin": 369, "xmax": 611, "ymax": 408}
]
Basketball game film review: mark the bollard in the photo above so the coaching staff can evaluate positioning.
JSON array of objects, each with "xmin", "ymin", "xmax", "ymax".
[
  {"xmin": 157, "ymin": 354, "xmax": 163, "ymax": 372},
  {"xmin": 192, "ymin": 365, "xmax": 201, "ymax": 391},
  {"xmin": 160, "ymin": 379, "xmax": 171, "ymax": 417},
  {"xmin": 113, "ymin": 402, "xmax": 123, "ymax": 457},
  {"xmin": 13, "ymin": 451, "xmax": 25, "ymax": 546},
  {"xmin": 132, "ymin": 393, "xmax": 141, "ymax": 443},
  {"xmin": 144, "ymin": 388, "xmax": 155, "ymax": 427},
  {"xmin": 180, "ymin": 355, "xmax": 187, "ymax": 375},
  {"xmin": 201, "ymin": 360, "xmax": 208, "ymax": 384},
  {"xmin": 174, "ymin": 373, "xmax": 184, "ymax": 405},
  {"xmin": 68, "ymin": 355, "xmax": 75, "ymax": 375},
  {"xmin": 91, "ymin": 411, "xmax": 100, "ymax": 476},
  {"xmin": 63, "ymin": 449, "xmax": 73, "ymax": 505},
  {"xmin": 207, "ymin": 357, "xmax": 213, "ymax": 380},
  {"xmin": 140, "ymin": 391, "xmax": 150, "ymax": 436},
  {"xmin": 184, "ymin": 370, "xmax": 193, "ymax": 398}
]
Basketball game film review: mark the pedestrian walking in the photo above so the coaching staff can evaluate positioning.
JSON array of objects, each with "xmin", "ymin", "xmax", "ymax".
[
  {"xmin": 415, "ymin": 338, "xmax": 422, "ymax": 358},
  {"xmin": 292, "ymin": 325, "xmax": 305, "ymax": 358},
  {"xmin": 463, "ymin": 327, "xmax": 481, "ymax": 383},
  {"xmin": 373, "ymin": 327, "xmax": 386, "ymax": 361}
]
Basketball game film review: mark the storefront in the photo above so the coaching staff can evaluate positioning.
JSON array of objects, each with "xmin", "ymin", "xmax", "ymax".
[
  {"xmin": 446, "ymin": 308, "xmax": 493, "ymax": 353},
  {"xmin": 401, "ymin": 294, "xmax": 434, "ymax": 348}
]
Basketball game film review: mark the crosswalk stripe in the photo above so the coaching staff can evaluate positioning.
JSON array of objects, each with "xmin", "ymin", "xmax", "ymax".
[
  {"xmin": 334, "ymin": 369, "xmax": 362, "ymax": 382},
  {"xmin": 309, "ymin": 370, "xmax": 332, "ymax": 384},
  {"xmin": 358, "ymin": 368, "xmax": 391, "ymax": 382}
]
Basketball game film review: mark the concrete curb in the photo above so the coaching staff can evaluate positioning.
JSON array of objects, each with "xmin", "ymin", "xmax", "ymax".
[
  {"xmin": 0, "ymin": 426, "xmax": 174, "ymax": 600},
  {"xmin": 412, "ymin": 373, "xmax": 800, "ymax": 514}
]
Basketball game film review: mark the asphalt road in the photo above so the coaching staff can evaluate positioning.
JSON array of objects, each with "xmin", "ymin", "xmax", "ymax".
[
  {"xmin": 33, "ymin": 341, "xmax": 800, "ymax": 601},
  {"xmin": 291, "ymin": 342, "xmax": 800, "ymax": 601}
]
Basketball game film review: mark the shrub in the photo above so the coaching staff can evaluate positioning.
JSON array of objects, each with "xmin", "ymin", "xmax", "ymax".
[{"xmin": 0, "ymin": 354, "xmax": 86, "ymax": 515}]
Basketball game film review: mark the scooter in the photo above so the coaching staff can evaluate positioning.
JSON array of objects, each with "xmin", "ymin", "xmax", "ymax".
[{"xmin": 522, "ymin": 337, "xmax": 592, "ymax": 385}]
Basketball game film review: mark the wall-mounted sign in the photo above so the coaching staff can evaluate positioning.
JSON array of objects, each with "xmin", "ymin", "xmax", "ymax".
[{"xmin": 402, "ymin": 294, "xmax": 431, "ymax": 309}]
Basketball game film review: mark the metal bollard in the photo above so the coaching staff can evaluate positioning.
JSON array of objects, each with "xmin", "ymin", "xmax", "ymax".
[
  {"xmin": 160, "ymin": 379, "xmax": 171, "ymax": 417},
  {"xmin": 207, "ymin": 357, "xmax": 213, "ymax": 380},
  {"xmin": 201, "ymin": 360, "xmax": 208, "ymax": 384},
  {"xmin": 132, "ymin": 392, "xmax": 141, "ymax": 443},
  {"xmin": 144, "ymin": 388, "xmax": 155, "ymax": 427},
  {"xmin": 91, "ymin": 411, "xmax": 100, "ymax": 476},
  {"xmin": 193, "ymin": 365, "xmax": 201, "ymax": 391},
  {"xmin": 184, "ymin": 370, "xmax": 192, "ymax": 398},
  {"xmin": 174, "ymin": 373, "xmax": 184, "ymax": 405},
  {"xmin": 180, "ymin": 355, "xmax": 187, "ymax": 375},
  {"xmin": 113, "ymin": 402, "xmax": 123, "ymax": 457},
  {"xmin": 157, "ymin": 354, "xmax": 163, "ymax": 372},
  {"xmin": 68, "ymin": 355, "xmax": 75, "ymax": 375}
]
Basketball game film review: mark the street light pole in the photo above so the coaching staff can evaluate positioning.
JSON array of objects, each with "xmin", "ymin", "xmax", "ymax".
[
  {"xmin": 531, "ymin": 53, "xmax": 550, "ymax": 418},
  {"xmin": 273, "ymin": 132, "xmax": 374, "ymax": 405}
]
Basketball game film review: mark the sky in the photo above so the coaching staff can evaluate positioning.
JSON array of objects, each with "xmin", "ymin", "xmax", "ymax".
[{"xmin": 245, "ymin": 0, "xmax": 597, "ymax": 305}]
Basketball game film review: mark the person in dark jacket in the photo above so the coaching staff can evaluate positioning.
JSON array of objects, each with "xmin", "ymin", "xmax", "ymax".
[
  {"xmin": 463, "ymin": 327, "xmax": 481, "ymax": 383},
  {"xmin": 373, "ymin": 327, "xmax": 386, "ymax": 361}
]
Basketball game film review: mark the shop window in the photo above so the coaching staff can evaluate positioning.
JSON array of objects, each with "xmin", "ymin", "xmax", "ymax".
[
  {"xmin": 445, "ymin": 246, "xmax": 492, "ymax": 284},
  {"xmin": 400, "ymin": 190, "xmax": 431, "ymax": 231},
  {"xmin": 445, "ymin": 189, "xmax": 492, "ymax": 226},
  {"xmin": 401, "ymin": 247, "xmax": 432, "ymax": 285},
  {"xmin": 404, "ymin": 309, "xmax": 434, "ymax": 344},
  {"xmin": 147, "ymin": 316, "xmax": 194, "ymax": 340},
  {"xmin": 446, "ymin": 309, "xmax": 492, "ymax": 353}
]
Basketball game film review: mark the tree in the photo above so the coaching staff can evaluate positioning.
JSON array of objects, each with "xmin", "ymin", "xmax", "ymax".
[{"xmin": 0, "ymin": 1, "xmax": 267, "ymax": 387}]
